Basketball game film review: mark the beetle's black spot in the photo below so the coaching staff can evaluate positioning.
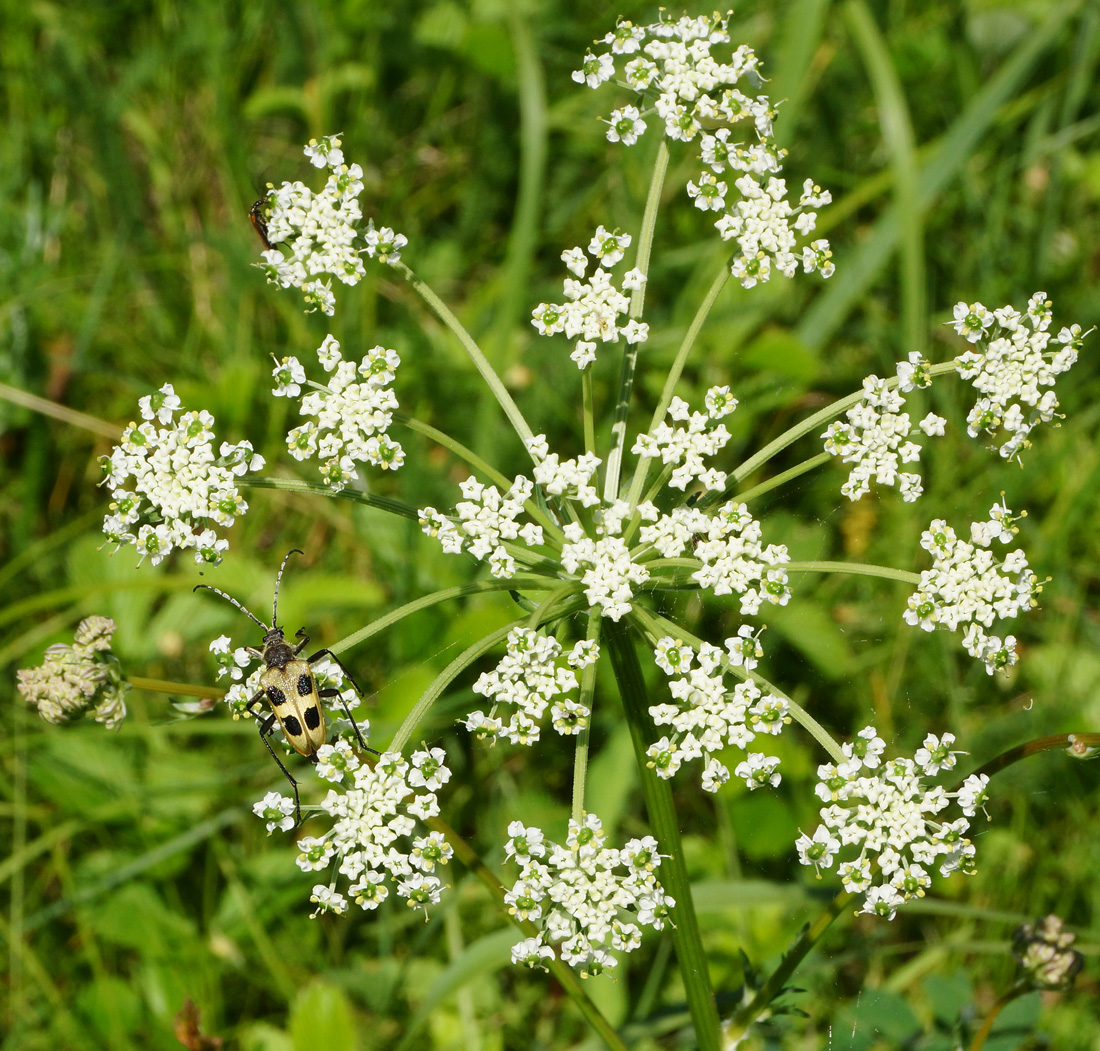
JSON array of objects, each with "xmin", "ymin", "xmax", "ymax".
[
  {"xmin": 283, "ymin": 715, "xmax": 303, "ymax": 737},
  {"xmin": 267, "ymin": 685, "xmax": 287, "ymax": 706},
  {"xmin": 297, "ymin": 673, "xmax": 313, "ymax": 696},
  {"xmin": 304, "ymin": 705, "xmax": 322, "ymax": 730}
]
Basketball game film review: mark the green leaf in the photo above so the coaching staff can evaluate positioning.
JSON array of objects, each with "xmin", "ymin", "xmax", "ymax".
[{"xmin": 289, "ymin": 982, "xmax": 356, "ymax": 1051}]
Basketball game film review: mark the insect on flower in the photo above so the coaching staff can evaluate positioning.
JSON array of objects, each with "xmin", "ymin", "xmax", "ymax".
[
  {"xmin": 249, "ymin": 192, "xmax": 275, "ymax": 251},
  {"xmin": 195, "ymin": 549, "xmax": 370, "ymax": 821}
]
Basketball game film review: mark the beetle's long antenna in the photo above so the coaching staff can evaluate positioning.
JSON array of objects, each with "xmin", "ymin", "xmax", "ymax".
[
  {"xmin": 193, "ymin": 585, "xmax": 269, "ymax": 631},
  {"xmin": 272, "ymin": 548, "xmax": 304, "ymax": 629}
]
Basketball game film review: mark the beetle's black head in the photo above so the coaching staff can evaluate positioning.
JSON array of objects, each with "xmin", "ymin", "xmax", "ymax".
[{"xmin": 261, "ymin": 626, "xmax": 296, "ymax": 668}]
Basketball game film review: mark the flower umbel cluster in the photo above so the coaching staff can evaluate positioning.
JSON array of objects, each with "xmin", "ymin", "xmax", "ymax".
[
  {"xmin": 824, "ymin": 294, "xmax": 1088, "ymax": 502},
  {"xmin": 822, "ymin": 366, "xmax": 944, "ymax": 503},
  {"xmin": 100, "ymin": 384, "xmax": 264, "ymax": 566},
  {"xmin": 256, "ymin": 134, "xmax": 407, "ymax": 316},
  {"xmin": 646, "ymin": 631, "xmax": 787, "ymax": 793},
  {"xmin": 17, "ymin": 617, "xmax": 128, "ymax": 730},
  {"xmin": 531, "ymin": 227, "xmax": 648, "ymax": 368},
  {"xmin": 952, "ymin": 292, "xmax": 1086, "ymax": 461},
  {"xmin": 905, "ymin": 503, "xmax": 1038, "ymax": 674},
  {"xmin": 464, "ymin": 628, "xmax": 600, "ymax": 744},
  {"xmin": 576, "ymin": 12, "xmax": 834, "ymax": 288},
  {"xmin": 796, "ymin": 728, "xmax": 990, "ymax": 919},
  {"xmin": 632, "ymin": 387, "xmax": 736, "ymax": 491},
  {"xmin": 254, "ymin": 748, "xmax": 453, "ymax": 918},
  {"xmin": 281, "ymin": 335, "xmax": 405, "ymax": 492},
  {"xmin": 505, "ymin": 815, "xmax": 673, "ymax": 977}
]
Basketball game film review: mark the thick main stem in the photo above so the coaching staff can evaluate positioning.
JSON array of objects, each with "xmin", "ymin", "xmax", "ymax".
[{"xmin": 605, "ymin": 618, "xmax": 721, "ymax": 1051}]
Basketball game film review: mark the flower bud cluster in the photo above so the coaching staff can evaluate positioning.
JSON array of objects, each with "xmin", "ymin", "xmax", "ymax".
[
  {"xmin": 952, "ymin": 292, "xmax": 1087, "ymax": 462},
  {"xmin": 255, "ymin": 748, "xmax": 452, "ymax": 918},
  {"xmin": 631, "ymin": 387, "xmax": 736, "ymax": 491},
  {"xmin": 1011, "ymin": 915, "xmax": 1084, "ymax": 990},
  {"xmin": 100, "ymin": 383, "xmax": 264, "ymax": 566},
  {"xmin": 905, "ymin": 503, "xmax": 1038, "ymax": 674},
  {"xmin": 257, "ymin": 135, "xmax": 407, "ymax": 316},
  {"xmin": 822, "ymin": 369, "xmax": 944, "ymax": 503},
  {"xmin": 282, "ymin": 335, "xmax": 404, "ymax": 492},
  {"xmin": 646, "ymin": 631, "xmax": 786, "ymax": 793},
  {"xmin": 463, "ymin": 628, "xmax": 599, "ymax": 744},
  {"xmin": 530, "ymin": 227, "xmax": 648, "ymax": 368},
  {"xmin": 796, "ymin": 727, "xmax": 990, "ymax": 919},
  {"xmin": 419, "ymin": 475, "xmax": 544, "ymax": 580},
  {"xmin": 574, "ymin": 14, "xmax": 834, "ymax": 289},
  {"xmin": 505, "ymin": 815, "xmax": 673, "ymax": 977},
  {"xmin": 17, "ymin": 617, "xmax": 128, "ymax": 730}
]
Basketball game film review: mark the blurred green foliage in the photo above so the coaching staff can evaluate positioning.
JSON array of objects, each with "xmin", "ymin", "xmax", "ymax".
[{"xmin": 2, "ymin": 0, "xmax": 1099, "ymax": 1048}]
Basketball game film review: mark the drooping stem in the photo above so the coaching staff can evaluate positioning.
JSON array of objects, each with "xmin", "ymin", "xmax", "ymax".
[
  {"xmin": 602, "ymin": 140, "xmax": 669, "ymax": 504},
  {"xmin": 605, "ymin": 617, "xmax": 722, "ymax": 1051},
  {"xmin": 953, "ymin": 732, "xmax": 1100, "ymax": 788}
]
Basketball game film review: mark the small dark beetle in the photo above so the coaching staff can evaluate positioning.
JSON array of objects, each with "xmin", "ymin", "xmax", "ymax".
[{"xmin": 195, "ymin": 549, "xmax": 368, "ymax": 821}]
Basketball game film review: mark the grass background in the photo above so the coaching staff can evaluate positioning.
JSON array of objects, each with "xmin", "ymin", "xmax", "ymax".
[{"xmin": 2, "ymin": 0, "xmax": 1099, "ymax": 1048}]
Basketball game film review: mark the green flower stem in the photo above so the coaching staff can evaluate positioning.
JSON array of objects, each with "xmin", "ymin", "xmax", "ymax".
[
  {"xmin": 570, "ymin": 611, "xmax": 603, "ymax": 825},
  {"xmin": 390, "ymin": 623, "xmax": 520, "ymax": 755},
  {"xmin": 389, "ymin": 596, "xmax": 586, "ymax": 755},
  {"xmin": 605, "ymin": 617, "xmax": 722, "ymax": 1051},
  {"xmin": 582, "ymin": 366, "xmax": 596, "ymax": 460},
  {"xmin": 525, "ymin": 583, "xmax": 581, "ymax": 631},
  {"xmin": 624, "ymin": 261, "xmax": 731, "ymax": 509},
  {"xmin": 397, "ymin": 262, "xmax": 538, "ymax": 455},
  {"xmin": 631, "ymin": 604, "xmax": 845, "ymax": 764},
  {"xmin": 726, "ymin": 887, "xmax": 858, "ymax": 1040},
  {"xmin": 703, "ymin": 361, "xmax": 960, "ymax": 509},
  {"xmin": 953, "ymin": 732, "xmax": 1100, "ymax": 789},
  {"xmin": 395, "ymin": 412, "xmax": 562, "ymax": 540},
  {"xmin": 733, "ymin": 452, "xmax": 833, "ymax": 504},
  {"xmin": 127, "ymin": 676, "xmax": 223, "ymax": 699},
  {"xmin": 427, "ymin": 813, "xmax": 630, "ymax": 1051},
  {"xmin": 602, "ymin": 140, "xmax": 669, "ymax": 504},
  {"xmin": 245, "ymin": 476, "xmax": 420, "ymax": 520},
  {"xmin": 785, "ymin": 560, "xmax": 921, "ymax": 585},
  {"xmin": 332, "ymin": 577, "xmax": 558, "ymax": 656}
]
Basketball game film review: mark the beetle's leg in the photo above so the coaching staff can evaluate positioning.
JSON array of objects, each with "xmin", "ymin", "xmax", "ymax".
[
  {"xmin": 308, "ymin": 648, "xmax": 368, "ymax": 750},
  {"xmin": 293, "ymin": 627, "xmax": 310, "ymax": 656},
  {"xmin": 254, "ymin": 709, "xmax": 302, "ymax": 824},
  {"xmin": 318, "ymin": 687, "xmax": 380, "ymax": 755}
]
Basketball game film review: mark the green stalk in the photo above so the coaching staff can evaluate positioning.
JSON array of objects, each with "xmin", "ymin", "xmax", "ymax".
[
  {"xmin": 785, "ymin": 560, "xmax": 921, "ymax": 585},
  {"xmin": 602, "ymin": 140, "xmax": 669, "ymax": 503},
  {"xmin": 570, "ymin": 611, "xmax": 603, "ymax": 825},
  {"xmin": 582, "ymin": 366, "xmax": 596, "ymax": 460},
  {"xmin": 952, "ymin": 732, "xmax": 1100, "ymax": 789},
  {"xmin": 624, "ymin": 262, "xmax": 731, "ymax": 509},
  {"xmin": 732, "ymin": 452, "xmax": 832, "ymax": 504},
  {"xmin": 702, "ymin": 361, "xmax": 959, "ymax": 509},
  {"xmin": 395, "ymin": 413, "xmax": 562, "ymax": 539},
  {"xmin": 390, "ymin": 623, "xmax": 519, "ymax": 755},
  {"xmin": 397, "ymin": 262, "xmax": 538, "ymax": 455},
  {"xmin": 428, "ymin": 814, "xmax": 629, "ymax": 1051},
  {"xmin": 245, "ymin": 476, "xmax": 420, "ymax": 520},
  {"xmin": 605, "ymin": 618, "xmax": 721, "ymax": 1051},
  {"xmin": 333, "ymin": 577, "xmax": 558, "ymax": 655}
]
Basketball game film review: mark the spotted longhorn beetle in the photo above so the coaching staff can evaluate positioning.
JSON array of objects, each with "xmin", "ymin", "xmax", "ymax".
[{"xmin": 195, "ymin": 549, "xmax": 370, "ymax": 822}]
